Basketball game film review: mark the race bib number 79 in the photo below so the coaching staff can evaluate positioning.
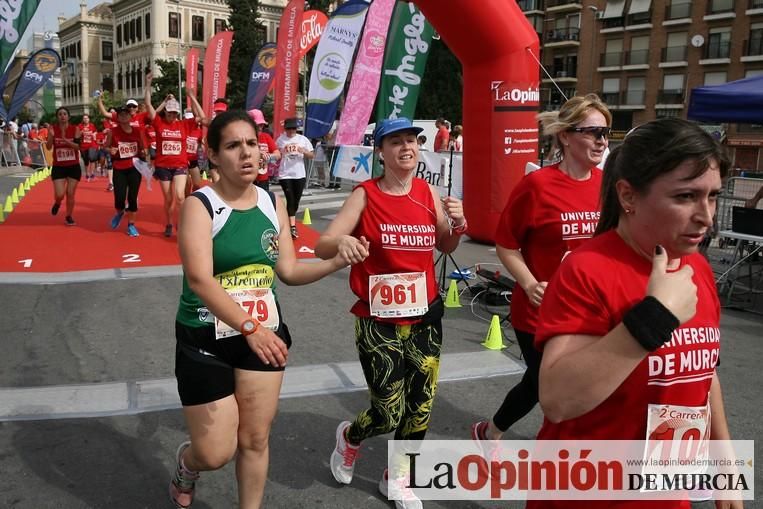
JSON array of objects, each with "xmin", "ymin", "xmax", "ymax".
[{"xmin": 215, "ymin": 288, "xmax": 280, "ymax": 339}]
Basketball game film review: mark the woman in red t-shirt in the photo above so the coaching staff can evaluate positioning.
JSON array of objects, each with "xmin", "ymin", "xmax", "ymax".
[
  {"xmin": 46, "ymin": 106, "xmax": 82, "ymax": 226},
  {"xmin": 528, "ymin": 119, "xmax": 740, "ymax": 509},
  {"xmin": 471, "ymin": 94, "xmax": 611, "ymax": 446},
  {"xmin": 315, "ymin": 118, "xmax": 467, "ymax": 499},
  {"xmin": 144, "ymin": 72, "xmax": 207, "ymax": 237},
  {"xmin": 247, "ymin": 108, "xmax": 281, "ymax": 192},
  {"xmin": 106, "ymin": 105, "xmax": 147, "ymax": 237},
  {"xmin": 78, "ymin": 114, "xmax": 98, "ymax": 181}
]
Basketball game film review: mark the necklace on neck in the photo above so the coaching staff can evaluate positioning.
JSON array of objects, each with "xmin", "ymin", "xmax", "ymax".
[{"xmin": 380, "ymin": 173, "xmax": 411, "ymax": 195}]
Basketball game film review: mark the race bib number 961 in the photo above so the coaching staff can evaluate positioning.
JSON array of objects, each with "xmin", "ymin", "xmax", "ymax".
[{"xmin": 369, "ymin": 272, "xmax": 428, "ymax": 318}]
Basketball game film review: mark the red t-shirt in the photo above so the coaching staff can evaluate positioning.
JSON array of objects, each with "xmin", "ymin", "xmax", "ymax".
[
  {"xmin": 528, "ymin": 230, "xmax": 719, "ymax": 509},
  {"xmin": 110, "ymin": 125, "xmax": 144, "ymax": 170},
  {"xmin": 256, "ymin": 132, "xmax": 277, "ymax": 182},
  {"xmin": 95, "ymin": 131, "xmax": 106, "ymax": 147},
  {"xmin": 111, "ymin": 111, "xmax": 148, "ymax": 131},
  {"xmin": 434, "ymin": 126, "xmax": 449, "ymax": 152},
  {"xmin": 152, "ymin": 116, "xmax": 190, "ymax": 168},
  {"xmin": 348, "ymin": 177, "xmax": 439, "ymax": 323},
  {"xmin": 186, "ymin": 122, "xmax": 202, "ymax": 163},
  {"xmin": 145, "ymin": 125, "xmax": 157, "ymax": 150},
  {"xmin": 78, "ymin": 123, "xmax": 97, "ymax": 149},
  {"xmin": 495, "ymin": 164, "xmax": 602, "ymax": 334},
  {"xmin": 52, "ymin": 124, "xmax": 79, "ymax": 167}
]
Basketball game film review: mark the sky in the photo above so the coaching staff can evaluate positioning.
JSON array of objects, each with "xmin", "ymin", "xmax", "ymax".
[{"xmin": 22, "ymin": 0, "xmax": 109, "ymax": 49}]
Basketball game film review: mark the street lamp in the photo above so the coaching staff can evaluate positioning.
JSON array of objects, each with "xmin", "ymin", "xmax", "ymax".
[
  {"xmin": 169, "ymin": 0, "xmax": 182, "ymax": 107},
  {"xmin": 588, "ymin": 6, "xmax": 598, "ymax": 94}
]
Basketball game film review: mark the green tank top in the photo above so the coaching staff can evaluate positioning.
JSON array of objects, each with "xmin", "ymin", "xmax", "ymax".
[{"xmin": 176, "ymin": 186, "xmax": 280, "ymax": 328}]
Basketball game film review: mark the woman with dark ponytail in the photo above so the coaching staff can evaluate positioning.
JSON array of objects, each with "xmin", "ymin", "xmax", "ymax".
[{"xmin": 529, "ymin": 118, "xmax": 741, "ymax": 508}]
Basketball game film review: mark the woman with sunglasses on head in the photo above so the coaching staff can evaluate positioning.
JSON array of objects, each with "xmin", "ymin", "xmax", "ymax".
[
  {"xmin": 528, "ymin": 118, "xmax": 740, "ymax": 509},
  {"xmin": 170, "ymin": 110, "xmax": 349, "ymax": 509},
  {"xmin": 472, "ymin": 94, "xmax": 611, "ymax": 449}
]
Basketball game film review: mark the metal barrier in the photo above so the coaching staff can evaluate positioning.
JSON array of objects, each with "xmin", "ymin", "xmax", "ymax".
[
  {"xmin": 0, "ymin": 131, "xmax": 21, "ymax": 166},
  {"xmin": 25, "ymin": 139, "xmax": 49, "ymax": 169}
]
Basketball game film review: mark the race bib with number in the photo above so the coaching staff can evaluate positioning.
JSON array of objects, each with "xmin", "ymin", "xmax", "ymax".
[
  {"xmin": 118, "ymin": 142, "xmax": 138, "ymax": 159},
  {"xmin": 213, "ymin": 264, "xmax": 279, "ymax": 339},
  {"xmin": 161, "ymin": 140, "xmax": 182, "ymax": 155},
  {"xmin": 55, "ymin": 147, "xmax": 77, "ymax": 162},
  {"xmin": 83, "ymin": 131, "xmax": 93, "ymax": 143},
  {"xmin": 641, "ymin": 401, "xmax": 711, "ymax": 489},
  {"xmin": 187, "ymin": 138, "xmax": 198, "ymax": 154},
  {"xmin": 215, "ymin": 288, "xmax": 280, "ymax": 339},
  {"xmin": 369, "ymin": 272, "xmax": 428, "ymax": 318}
]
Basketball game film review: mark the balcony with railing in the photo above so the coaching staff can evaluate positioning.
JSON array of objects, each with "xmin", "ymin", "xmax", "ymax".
[
  {"xmin": 657, "ymin": 89, "xmax": 685, "ymax": 104},
  {"xmin": 750, "ymin": 0, "xmax": 763, "ymax": 9},
  {"xmin": 625, "ymin": 49, "xmax": 649, "ymax": 65},
  {"xmin": 517, "ymin": 0, "xmax": 544, "ymax": 12},
  {"xmin": 706, "ymin": 0, "xmax": 735, "ymax": 14},
  {"xmin": 602, "ymin": 16, "xmax": 625, "ymax": 29},
  {"xmin": 600, "ymin": 52, "xmax": 623, "ymax": 67},
  {"xmin": 627, "ymin": 11, "xmax": 652, "ymax": 26},
  {"xmin": 662, "ymin": 45, "xmax": 688, "ymax": 62},
  {"xmin": 665, "ymin": 1, "xmax": 692, "ymax": 20},
  {"xmin": 544, "ymin": 27, "xmax": 580, "ymax": 44},
  {"xmin": 624, "ymin": 89, "xmax": 646, "ymax": 105},
  {"xmin": 546, "ymin": 0, "xmax": 582, "ymax": 11},
  {"xmin": 705, "ymin": 41, "xmax": 731, "ymax": 59},
  {"xmin": 553, "ymin": 67, "xmax": 578, "ymax": 79},
  {"xmin": 744, "ymin": 33, "xmax": 763, "ymax": 57},
  {"xmin": 600, "ymin": 92, "xmax": 622, "ymax": 106}
]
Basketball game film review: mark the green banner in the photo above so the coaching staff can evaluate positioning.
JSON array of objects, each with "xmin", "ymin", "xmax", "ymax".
[
  {"xmin": 375, "ymin": 2, "xmax": 433, "ymax": 123},
  {"xmin": 0, "ymin": 0, "xmax": 43, "ymax": 75}
]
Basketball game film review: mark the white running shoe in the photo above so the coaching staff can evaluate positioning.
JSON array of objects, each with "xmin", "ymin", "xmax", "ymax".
[
  {"xmin": 329, "ymin": 421, "xmax": 360, "ymax": 484},
  {"xmin": 378, "ymin": 468, "xmax": 423, "ymax": 509}
]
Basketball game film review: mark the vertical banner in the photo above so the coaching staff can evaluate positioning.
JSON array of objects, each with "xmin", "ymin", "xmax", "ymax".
[
  {"xmin": 0, "ymin": 0, "xmax": 42, "ymax": 75},
  {"xmin": 374, "ymin": 3, "xmax": 434, "ymax": 123},
  {"xmin": 273, "ymin": 0, "xmax": 304, "ymax": 138},
  {"xmin": 299, "ymin": 10, "xmax": 328, "ymax": 58},
  {"xmin": 42, "ymin": 32, "xmax": 56, "ymax": 115},
  {"xmin": 201, "ymin": 31, "xmax": 234, "ymax": 118},
  {"xmin": 246, "ymin": 43, "xmax": 277, "ymax": 110},
  {"xmin": 185, "ymin": 48, "xmax": 200, "ymax": 109},
  {"xmin": 335, "ymin": 0, "xmax": 396, "ymax": 146},
  {"xmin": 6, "ymin": 48, "xmax": 61, "ymax": 119},
  {"xmin": 304, "ymin": 0, "xmax": 371, "ymax": 139}
]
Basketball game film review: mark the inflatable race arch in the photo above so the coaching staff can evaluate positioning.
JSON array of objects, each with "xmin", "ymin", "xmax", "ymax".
[{"xmin": 412, "ymin": 0, "xmax": 540, "ymax": 243}]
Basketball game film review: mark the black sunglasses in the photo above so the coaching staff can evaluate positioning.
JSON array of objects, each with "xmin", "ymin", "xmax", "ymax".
[{"xmin": 567, "ymin": 126, "xmax": 611, "ymax": 140}]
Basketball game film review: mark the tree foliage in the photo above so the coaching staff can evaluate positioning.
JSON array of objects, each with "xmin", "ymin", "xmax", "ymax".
[
  {"xmin": 415, "ymin": 38, "xmax": 463, "ymax": 123},
  {"xmin": 226, "ymin": 0, "xmax": 267, "ymax": 109},
  {"xmin": 149, "ymin": 59, "xmax": 185, "ymax": 106}
]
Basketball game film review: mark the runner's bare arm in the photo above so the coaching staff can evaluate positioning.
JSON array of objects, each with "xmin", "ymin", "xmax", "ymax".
[
  {"xmin": 274, "ymin": 196, "xmax": 349, "ymax": 285},
  {"xmin": 315, "ymin": 187, "xmax": 369, "ymax": 265},
  {"xmin": 144, "ymin": 73, "xmax": 156, "ymax": 121},
  {"xmin": 187, "ymin": 92, "xmax": 208, "ymax": 127},
  {"xmin": 178, "ymin": 196, "xmax": 287, "ymax": 366},
  {"xmin": 497, "ymin": 245, "xmax": 545, "ymax": 307},
  {"xmin": 429, "ymin": 185, "xmax": 464, "ymax": 254},
  {"xmin": 97, "ymin": 94, "xmax": 110, "ymax": 118}
]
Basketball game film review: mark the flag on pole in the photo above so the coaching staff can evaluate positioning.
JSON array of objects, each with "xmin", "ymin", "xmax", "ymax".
[
  {"xmin": 335, "ymin": 0, "xmax": 396, "ymax": 146},
  {"xmin": 304, "ymin": 0, "xmax": 371, "ymax": 139},
  {"xmin": 185, "ymin": 48, "xmax": 200, "ymax": 109},
  {"xmin": 298, "ymin": 10, "xmax": 328, "ymax": 58},
  {"xmin": 246, "ymin": 43, "xmax": 277, "ymax": 110},
  {"xmin": 6, "ymin": 48, "xmax": 61, "ymax": 120},
  {"xmin": 0, "ymin": 0, "xmax": 42, "ymax": 76},
  {"xmin": 201, "ymin": 31, "xmax": 234, "ymax": 118},
  {"xmin": 272, "ymin": 0, "xmax": 304, "ymax": 138}
]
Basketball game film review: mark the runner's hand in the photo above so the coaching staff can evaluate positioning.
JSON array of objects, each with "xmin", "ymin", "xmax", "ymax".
[
  {"xmin": 527, "ymin": 281, "xmax": 547, "ymax": 308},
  {"xmin": 338, "ymin": 235, "xmax": 369, "ymax": 265},
  {"xmin": 442, "ymin": 196, "xmax": 464, "ymax": 224},
  {"xmin": 246, "ymin": 328, "xmax": 288, "ymax": 367},
  {"xmin": 646, "ymin": 245, "xmax": 697, "ymax": 324}
]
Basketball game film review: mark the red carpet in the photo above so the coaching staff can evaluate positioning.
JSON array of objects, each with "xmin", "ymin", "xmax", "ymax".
[{"xmin": 0, "ymin": 176, "xmax": 319, "ymax": 273}]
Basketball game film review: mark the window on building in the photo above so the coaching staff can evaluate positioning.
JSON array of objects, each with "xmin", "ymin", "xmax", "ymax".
[
  {"xmin": 660, "ymin": 74, "xmax": 684, "ymax": 103},
  {"xmin": 628, "ymin": 36, "xmax": 650, "ymax": 65},
  {"xmin": 214, "ymin": 18, "xmax": 227, "ymax": 34},
  {"xmin": 145, "ymin": 13, "xmax": 151, "ymax": 39},
  {"xmin": 602, "ymin": 77, "xmax": 621, "ymax": 105},
  {"xmin": 256, "ymin": 24, "xmax": 266, "ymax": 43},
  {"xmin": 746, "ymin": 69, "xmax": 763, "ymax": 78},
  {"xmin": 192, "ymin": 15, "xmax": 205, "ymax": 41},
  {"xmin": 76, "ymin": 41, "xmax": 81, "ymax": 59},
  {"xmin": 656, "ymin": 109, "xmax": 681, "ymax": 118},
  {"xmin": 625, "ymin": 76, "xmax": 646, "ymax": 105},
  {"xmin": 136, "ymin": 17, "xmax": 142, "ymax": 42},
  {"xmin": 130, "ymin": 19, "xmax": 136, "ymax": 43},
  {"xmin": 603, "ymin": 38, "xmax": 623, "ymax": 66},
  {"xmin": 116, "ymin": 25, "xmax": 122, "ymax": 47},
  {"xmin": 663, "ymin": 31, "xmax": 688, "ymax": 61},
  {"xmin": 666, "ymin": 1, "xmax": 692, "ymax": 20},
  {"xmin": 704, "ymin": 71, "xmax": 727, "ymax": 85},
  {"xmin": 102, "ymin": 75, "xmax": 114, "ymax": 94},
  {"xmin": 169, "ymin": 12, "xmax": 181, "ymax": 39},
  {"xmin": 749, "ymin": 23, "xmax": 763, "ymax": 57},
  {"xmin": 117, "ymin": 71, "xmax": 122, "ymax": 90},
  {"xmin": 707, "ymin": 0, "xmax": 734, "ymax": 14},
  {"xmin": 123, "ymin": 23, "xmax": 129, "ymax": 45},
  {"xmin": 707, "ymin": 28, "xmax": 731, "ymax": 59},
  {"xmin": 102, "ymin": 41, "xmax": 113, "ymax": 62}
]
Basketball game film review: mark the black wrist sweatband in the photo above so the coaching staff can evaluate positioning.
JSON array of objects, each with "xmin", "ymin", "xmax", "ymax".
[{"xmin": 622, "ymin": 296, "xmax": 680, "ymax": 351}]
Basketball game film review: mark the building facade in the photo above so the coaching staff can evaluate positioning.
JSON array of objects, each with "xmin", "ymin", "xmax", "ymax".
[{"xmin": 523, "ymin": 0, "xmax": 763, "ymax": 170}]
